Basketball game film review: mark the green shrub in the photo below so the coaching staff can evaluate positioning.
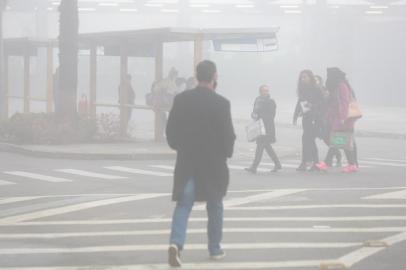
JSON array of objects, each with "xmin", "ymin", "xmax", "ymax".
[{"xmin": 0, "ymin": 113, "xmax": 97, "ymax": 145}]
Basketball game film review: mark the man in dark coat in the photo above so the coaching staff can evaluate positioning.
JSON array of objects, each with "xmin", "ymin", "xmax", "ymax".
[
  {"xmin": 245, "ymin": 85, "xmax": 282, "ymax": 173},
  {"xmin": 166, "ymin": 60, "xmax": 236, "ymax": 267}
]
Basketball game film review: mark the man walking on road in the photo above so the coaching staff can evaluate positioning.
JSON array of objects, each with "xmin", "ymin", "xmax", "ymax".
[{"xmin": 166, "ymin": 60, "xmax": 236, "ymax": 267}]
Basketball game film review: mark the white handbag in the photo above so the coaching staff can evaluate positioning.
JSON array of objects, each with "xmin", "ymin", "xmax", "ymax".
[{"xmin": 246, "ymin": 119, "xmax": 266, "ymax": 142}]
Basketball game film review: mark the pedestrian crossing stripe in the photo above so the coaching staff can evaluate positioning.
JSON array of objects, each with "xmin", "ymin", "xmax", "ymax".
[
  {"xmin": 366, "ymin": 158, "xmax": 406, "ymax": 163},
  {"xmin": 362, "ymin": 189, "xmax": 406, "ymax": 200},
  {"xmin": 2, "ymin": 216, "xmax": 405, "ymax": 226},
  {"xmin": 0, "ymin": 227, "xmax": 405, "ymax": 239},
  {"xmin": 149, "ymin": 165, "xmax": 174, "ymax": 170},
  {"xmin": 3, "ymin": 171, "xmax": 72, "ymax": 183},
  {"xmin": 55, "ymin": 169, "xmax": 128, "ymax": 180},
  {"xmin": 0, "ymin": 260, "xmax": 325, "ymax": 270},
  {"xmin": 359, "ymin": 160, "xmax": 406, "ymax": 167},
  {"xmin": 0, "ymin": 196, "xmax": 41, "ymax": 206},
  {"xmin": 0, "ymin": 194, "xmax": 168, "ymax": 224},
  {"xmin": 0, "ymin": 179, "xmax": 15, "ymax": 186},
  {"xmin": 223, "ymin": 204, "xmax": 406, "ymax": 211},
  {"xmin": 0, "ymin": 242, "xmax": 362, "ymax": 255},
  {"xmin": 104, "ymin": 166, "xmax": 173, "ymax": 177}
]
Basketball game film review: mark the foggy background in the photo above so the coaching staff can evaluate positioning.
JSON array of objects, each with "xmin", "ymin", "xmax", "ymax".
[{"xmin": 3, "ymin": 0, "xmax": 406, "ymax": 120}]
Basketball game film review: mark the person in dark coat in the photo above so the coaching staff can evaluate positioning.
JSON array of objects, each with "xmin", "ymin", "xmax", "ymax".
[
  {"xmin": 245, "ymin": 84, "xmax": 282, "ymax": 173},
  {"xmin": 166, "ymin": 60, "xmax": 236, "ymax": 267},
  {"xmin": 293, "ymin": 70, "xmax": 324, "ymax": 171}
]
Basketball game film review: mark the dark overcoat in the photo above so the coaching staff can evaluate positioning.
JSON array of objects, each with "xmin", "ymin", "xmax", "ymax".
[
  {"xmin": 166, "ymin": 86, "xmax": 236, "ymax": 202},
  {"xmin": 252, "ymin": 96, "xmax": 276, "ymax": 144}
]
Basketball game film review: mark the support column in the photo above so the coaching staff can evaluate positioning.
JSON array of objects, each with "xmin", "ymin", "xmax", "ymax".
[
  {"xmin": 89, "ymin": 45, "xmax": 97, "ymax": 117},
  {"xmin": 194, "ymin": 33, "xmax": 204, "ymax": 67},
  {"xmin": 119, "ymin": 44, "xmax": 129, "ymax": 136},
  {"xmin": 46, "ymin": 46, "xmax": 54, "ymax": 113},
  {"xmin": 155, "ymin": 42, "xmax": 163, "ymax": 81},
  {"xmin": 23, "ymin": 50, "xmax": 30, "ymax": 114},
  {"xmin": 3, "ymin": 53, "xmax": 8, "ymax": 117},
  {"xmin": 154, "ymin": 42, "xmax": 165, "ymax": 142},
  {"xmin": 0, "ymin": 1, "xmax": 6, "ymax": 120}
]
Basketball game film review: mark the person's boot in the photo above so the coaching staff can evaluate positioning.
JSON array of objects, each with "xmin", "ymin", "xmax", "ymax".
[
  {"xmin": 244, "ymin": 167, "xmax": 257, "ymax": 174},
  {"xmin": 296, "ymin": 163, "xmax": 307, "ymax": 171},
  {"xmin": 271, "ymin": 163, "xmax": 282, "ymax": 173}
]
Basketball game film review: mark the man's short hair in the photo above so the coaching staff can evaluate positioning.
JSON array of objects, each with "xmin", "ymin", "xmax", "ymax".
[{"xmin": 196, "ymin": 60, "xmax": 217, "ymax": 83}]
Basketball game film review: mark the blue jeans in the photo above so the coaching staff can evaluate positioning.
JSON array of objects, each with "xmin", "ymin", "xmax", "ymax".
[{"xmin": 169, "ymin": 178, "xmax": 224, "ymax": 255}]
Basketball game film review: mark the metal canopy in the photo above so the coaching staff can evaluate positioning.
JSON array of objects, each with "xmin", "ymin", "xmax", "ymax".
[
  {"xmin": 79, "ymin": 27, "xmax": 279, "ymax": 47},
  {"xmin": 5, "ymin": 27, "xmax": 279, "ymax": 57}
]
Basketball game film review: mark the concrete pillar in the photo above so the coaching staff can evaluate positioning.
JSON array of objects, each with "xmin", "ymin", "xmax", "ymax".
[
  {"xmin": 194, "ymin": 33, "xmax": 204, "ymax": 67},
  {"xmin": 89, "ymin": 45, "xmax": 97, "ymax": 117},
  {"xmin": 154, "ymin": 42, "xmax": 165, "ymax": 142},
  {"xmin": 23, "ymin": 50, "xmax": 30, "ymax": 114},
  {"xmin": 0, "ymin": 1, "xmax": 6, "ymax": 120},
  {"xmin": 155, "ymin": 42, "xmax": 163, "ymax": 81},
  {"xmin": 119, "ymin": 44, "xmax": 129, "ymax": 136},
  {"xmin": 46, "ymin": 46, "xmax": 54, "ymax": 113}
]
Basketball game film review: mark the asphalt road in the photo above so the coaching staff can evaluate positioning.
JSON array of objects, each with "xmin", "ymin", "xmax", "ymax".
[{"xmin": 0, "ymin": 136, "xmax": 406, "ymax": 270}]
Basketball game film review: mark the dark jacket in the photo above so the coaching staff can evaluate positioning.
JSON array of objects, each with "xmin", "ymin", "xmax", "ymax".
[
  {"xmin": 252, "ymin": 95, "xmax": 276, "ymax": 144},
  {"xmin": 166, "ymin": 86, "xmax": 236, "ymax": 202},
  {"xmin": 293, "ymin": 85, "xmax": 324, "ymax": 123}
]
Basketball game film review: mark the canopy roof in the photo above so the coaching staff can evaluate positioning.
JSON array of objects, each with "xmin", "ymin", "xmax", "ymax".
[{"xmin": 5, "ymin": 27, "xmax": 279, "ymax": 56}]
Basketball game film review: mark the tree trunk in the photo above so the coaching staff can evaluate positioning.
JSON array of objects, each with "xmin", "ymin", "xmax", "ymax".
[
  {"xmin": 0, "ymin": 0, "xmax": 6, "ymax": 120},
  {"xmin": 57, "ymin": 0, "xmax": 78, "ymax": 121}
]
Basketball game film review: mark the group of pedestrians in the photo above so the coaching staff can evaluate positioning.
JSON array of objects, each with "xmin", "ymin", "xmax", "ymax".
[
  {"xmin": 245, "ymin": 67, "xmax": 361, "ymax": 175},
  {"xmin": 165, "ymin": 60, "xmax": 362, "ymax": 267},
  {"xmin": 293, "ymin": 68, "xmax": 360, "ymax": 173}
]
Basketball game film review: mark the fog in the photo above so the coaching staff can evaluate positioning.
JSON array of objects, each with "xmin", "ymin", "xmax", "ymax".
[{"xmin": 1, "ymin": 0, "xmax": 406, "ymax": 142}]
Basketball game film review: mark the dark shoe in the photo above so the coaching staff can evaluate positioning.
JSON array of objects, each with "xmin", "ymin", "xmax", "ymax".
[
  {"xmin": 296, "ymin": 163, "xmax": 307, "ymax": 171},
  {"xmin": 168, "ymin": 244, "xmax": 181, "ymax": 267},
  {"xmin": 210, "ymin": 250, "xmax": 226, "ymax": 261},
  {"xmin": 308, "ymin": 164, "xmax": 320, "ymax": 172},
  {"xmin": 244, "ymin": 167, "xmax": 257, "ymax": 174},
  {"xmin": 271, "ymin": 164, "xmax": 282, "ymax": 172}
]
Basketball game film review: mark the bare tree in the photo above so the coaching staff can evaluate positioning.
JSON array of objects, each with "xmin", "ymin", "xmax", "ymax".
[
  {"xmin": 57, "ymin": 0, "xmax": 78, "ymax": 121},
  {"xmin": 0, "ymin": 0, "xmax": 7, "ymax": 120}
]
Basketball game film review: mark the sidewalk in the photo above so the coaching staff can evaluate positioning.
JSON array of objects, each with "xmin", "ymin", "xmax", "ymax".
[
  {"xmin": 0, "ymin": 122, "xmax": 298, "ymax": 161},
  {"xmin": 1, "ymin": 105, "xmax": 405, "ymax": 160}
]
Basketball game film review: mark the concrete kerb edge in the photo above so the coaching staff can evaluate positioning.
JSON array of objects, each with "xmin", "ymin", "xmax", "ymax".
[{"xmin": 0, "ymin": 143, "xmax": 177, "ymax": 160}]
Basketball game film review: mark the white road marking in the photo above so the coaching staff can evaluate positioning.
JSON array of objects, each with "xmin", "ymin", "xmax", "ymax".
[
  {"xmin": 0, "ymin": 260, "xmax": 325, "ymax": 270},
  {"xmin": 0, "ymin": 197, "xmax": 41, "ymax": 206},
  {"xmin": 0, "ymin": 180, "xmax": 15, "ymax": 186},
  {"xmin": 3, "ymin": 216, "xmax": 406, "ymax": 226},
  {"xmin": 194, "ymin": 190, "xmax": 307, "ymax": 210},
  {"xmin": 0, "ymin": 242, "xmax": 361, "ymax": 255},
  {"xmin": 105, "ymin": 166, "xmax": 172, "ymax": 177},
  {"xmin": 359, "ymin": 160, "xmax": 406, "ymax": 167},
  {"xmin": 149, "ymin": 165, "xmax": 174, "ymax": 170},
  {"xmin": 0, "ymin": 194, "xmax": 167, "ymax": 224},
  {"xmin": 224, "ymin": 190, "xmax": 307, "ymax": 207},
  {"xmin": 3, "ymin": 171, "xmax": 72, "ymax": 183},
  {"xmin": 228, "ymin": 165, "xmax": 269, "ymax": 172},
  {"xmin": 363, "ymin": 189, "xmax": 406, "ymax": 200},
  {"xmin": 367, "ymin": 158, "xmax": 406, "ymax": 163},
  {"xmin": 55, "ymin": 169, "xmax": 127, "ymax": 179},
  {"xmin": 337, "ymin": 231, "xmax": 406, "ymax": 268},
  {"xmin": 223, "ymin": 204, "xmax": 406, "ymax": 211},
  {"xmin": 1, "ymin": 227, "xmax": 405, "ymax": 239}
]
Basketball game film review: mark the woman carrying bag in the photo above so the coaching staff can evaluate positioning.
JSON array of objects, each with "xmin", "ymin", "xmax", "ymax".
[
  {"xmin": 316, "ymin": 67, "xmax": 362, "ymax": 173},
  {"xmin": 245, "ymin": 85, "xmax": 282, "ymax": 174}
]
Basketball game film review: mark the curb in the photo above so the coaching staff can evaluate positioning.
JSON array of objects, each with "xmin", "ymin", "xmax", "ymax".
[
  {"xmin": 236, "ymin": 120, "xmax": 406, "ymax": 141},
  {"xmin": 0, "ymin": 143, "xmax": 177, "ymax": 161}
]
